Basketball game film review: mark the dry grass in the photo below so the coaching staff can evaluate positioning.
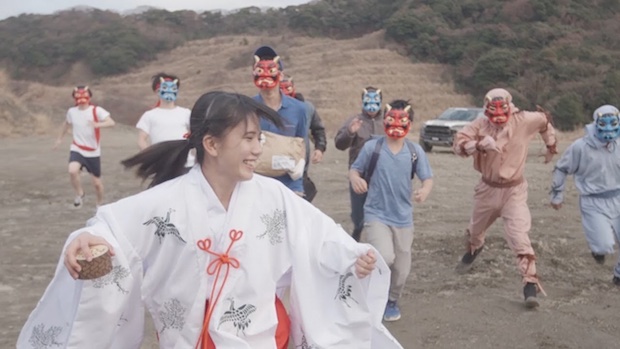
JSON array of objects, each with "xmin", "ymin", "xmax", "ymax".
[
  {"xmin": 0, "ymin": 71, "xmax": 56, "ymax": 137},
  {"xmin": 0, "ymin": 31, "xmax": 581, "ymax": 139},
  {"xmin": 98, "ymin": 31, "xmax": 473, "ymax": 135}
]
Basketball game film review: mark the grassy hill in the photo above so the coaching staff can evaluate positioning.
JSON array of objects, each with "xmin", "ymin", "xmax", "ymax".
[
  {"xmin": 0, "ymin": 33, "xmax": 471, "ymax": 136},
  {"xmin": 2, "ymin": 0, "xmax": 619, "ymax": 130}
]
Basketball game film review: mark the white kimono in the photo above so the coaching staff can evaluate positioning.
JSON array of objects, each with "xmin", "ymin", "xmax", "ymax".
[{"xmin": 17, "ymin": 167, "xmax": 403, "ymax": 349}]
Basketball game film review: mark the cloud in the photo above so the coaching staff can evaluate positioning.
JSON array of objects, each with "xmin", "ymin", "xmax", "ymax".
[{"xmin": 0, "ymin": 0, "xmax": 310, "ymax": 19}]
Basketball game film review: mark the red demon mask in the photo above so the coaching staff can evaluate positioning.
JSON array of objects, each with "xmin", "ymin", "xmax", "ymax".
[
  {"xmin": 253, "ymin": 56, "xmax": 281, "ymax": 89},
  {"xmin": 483, "ymin": 88, "xmax": 513, "ymax": 125},
  {"xmin": 72, "ymin": 86, "xmax": 91, "ymax": 105},
  {"xmin": 279, "ymin": 77, "xmax": 296, "ymax": 97},
  {"xmin": 384, "ymin": 105, "xmax": 412, "ymax": 139}
]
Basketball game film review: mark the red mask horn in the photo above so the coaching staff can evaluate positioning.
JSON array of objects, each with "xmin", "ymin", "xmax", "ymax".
[{"xmin": 384, "ymin": 104, "xmax": 412, "ymax": 139}]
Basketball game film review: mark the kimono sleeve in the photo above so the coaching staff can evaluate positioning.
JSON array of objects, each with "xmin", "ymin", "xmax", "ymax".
[
  {"xmin": 17, "ymin": 208, "xmax": 145, "ymax": 349},
  {"xmin": 280, "ymin": 186, "xmax": 403, "ymax": 349}
]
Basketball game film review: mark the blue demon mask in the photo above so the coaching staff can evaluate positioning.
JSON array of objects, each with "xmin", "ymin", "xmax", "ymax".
[
  {"xmin": 362, "ymin": 89, "xmax": 382, "ymax": 113},
  {"xmin": 593, "ymin": 105, "xmax": 620, "ymax": 143},
  {"xmin": 158, "ymin": 78, "xmax": 179, "ymax": 102}
]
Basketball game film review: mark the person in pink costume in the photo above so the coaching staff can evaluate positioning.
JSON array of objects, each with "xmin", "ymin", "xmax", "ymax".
[{"xmin": 453, "ymin": 88, "xmax": 558, "ymax": 308}]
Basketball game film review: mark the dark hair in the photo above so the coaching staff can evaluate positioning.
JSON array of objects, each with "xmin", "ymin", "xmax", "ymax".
[
  {"xmin": 253, "ymin": 46, "xmax": 283, "ymax": 70},
  {"xmin": 122, "ymin": 92, "xmax": 284, "ymax": 187},
  {"xmin": 151, "ymin": 72, "xmax": 181, "ymax": 91},
  {"xmin": 72, "ymin": 85, "xmax": 92, "ymax": 97},
  {"xmin": 386, "ymin": 99, "xmax": 414, "ymax": 121}
]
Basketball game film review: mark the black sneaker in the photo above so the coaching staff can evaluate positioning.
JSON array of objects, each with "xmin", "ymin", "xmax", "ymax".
[
  {"xmin": 613, "ymin": 276, "xmax": 620, "ymax": 286},
  {"xmin": 591, "ymin": 252, "xmax": 605, "ymax": 265},
  {"xmin": 523, "ymin": 282, "xmax": 539, "ymax": 308},
  {"xmin": 455, "ymin": 245, "xmax": 484, "ymax": 274}
]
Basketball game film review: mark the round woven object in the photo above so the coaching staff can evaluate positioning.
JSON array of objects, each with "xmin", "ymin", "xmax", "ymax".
[{"xmin": 76, "ymin": 245, "xmax": 112, "ymax": 280}]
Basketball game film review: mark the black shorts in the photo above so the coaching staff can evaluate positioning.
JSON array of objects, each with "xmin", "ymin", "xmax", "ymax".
[{"xmin": 69, "ymin": 151, "xmax": 101, "ymax": 178}]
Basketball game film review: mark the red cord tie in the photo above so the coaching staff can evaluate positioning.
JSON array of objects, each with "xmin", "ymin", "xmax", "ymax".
[{"xmin": 195, "ymin": 229, "xmax": 243, "ymax": 349}]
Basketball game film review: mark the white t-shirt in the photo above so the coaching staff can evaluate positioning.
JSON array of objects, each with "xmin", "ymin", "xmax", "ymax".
[
  {"xmin": 136, "ymin": 106, "xmax": 194, "ymax": 166},
  {"xmin": 66, "ymin": 105, "xmax": 110, "ymax": 157}
]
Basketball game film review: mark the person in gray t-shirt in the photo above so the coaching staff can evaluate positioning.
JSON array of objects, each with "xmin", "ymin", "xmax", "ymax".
[{"xmin": 349, "ymin": 99, "xmax": 433, "ymax": 322}]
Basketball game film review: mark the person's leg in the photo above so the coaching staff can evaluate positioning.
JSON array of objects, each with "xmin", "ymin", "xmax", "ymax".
[
  {"xmin": 361, "ymin": 221, "xmax": 396, "ymax": 266},
  {"xmin": 302, "ymin": 172, "xmax": 317, "ymax": 203},
  {"xmin": 456, "ymin": 182, "xmax": 501, "ymax": 273},
  {"xmin": 92, "ymin": 176, "xmax": 104, "ymax": 206},
  {"xmin": 349, "ymin": 184, "xmax": 367, "ymax": 242},
  {"xmin": 68, "ymin": 152, "xmax": 84, "ymax": 207},
  {"xmin": 389, "ymin": 225, "xmax": 414, "ymax": 302},
  {"xmin": 68, "ymin": 162, "xmax": 83, "ymax": 195},
  {"xmin": 87, "ymin": 156, "xmax": 103, "ymax": 206},
  {"xmin": 361, "ymin": 220, "xmax": 399, "ymax": 321},
  {"xmin": 500, "ymin": 182, "xmax": 539, "ymax": 308},
  {"xmin": 610, "ymin": 215, "xmax": 620, "ymax": 285},
  {"xmin": 579, "ymin": 196, "xmax": 616, "ymax": 265}
]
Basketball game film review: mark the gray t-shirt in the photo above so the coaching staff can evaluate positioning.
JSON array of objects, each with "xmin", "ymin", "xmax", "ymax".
[{"xmin": 351, "ymin": 138, "xmax": 433, "ymax": 227}]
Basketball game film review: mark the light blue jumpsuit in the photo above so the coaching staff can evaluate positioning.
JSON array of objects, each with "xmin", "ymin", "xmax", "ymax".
[{"xmin": 551, "ymin": 124, "xmax": 620, "ymax": 277}]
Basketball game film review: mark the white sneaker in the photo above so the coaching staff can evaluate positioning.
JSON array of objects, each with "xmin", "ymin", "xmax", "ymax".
[{"xmin": 73, "ymin": 194, "xmax": 84, "ymax": 208}]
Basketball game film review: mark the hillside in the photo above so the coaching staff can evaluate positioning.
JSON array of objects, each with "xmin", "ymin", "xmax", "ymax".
[
  {"xmin": 3, "ymin": 0, "xmax": 619, "ymax": 130},
  {"xmin": 0, "ymin": 32, "xmax": 472, "ymax": 136},
  {"xmin": 0, "ymin": 71, "xmax": 55, "ymax": 137}
]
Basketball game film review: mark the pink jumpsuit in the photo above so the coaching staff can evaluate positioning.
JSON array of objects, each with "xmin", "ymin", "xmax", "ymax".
[{"xmin": 454, "ymin": 110, "xmax": 556, "ymax": 285}]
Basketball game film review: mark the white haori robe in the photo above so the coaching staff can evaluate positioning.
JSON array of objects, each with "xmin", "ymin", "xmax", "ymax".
[{"xmin": 18, "ymin": 167, "xmax": 403, "ymax": 349}]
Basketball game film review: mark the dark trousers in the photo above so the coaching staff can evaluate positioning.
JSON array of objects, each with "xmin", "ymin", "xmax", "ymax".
[
  {"xmin": 303, "ymin": 173, "xmax": 317, "ymax": 203},
  {"xmin": 349, "ymin": 184, "xmax": 367, "ymax": 241}
]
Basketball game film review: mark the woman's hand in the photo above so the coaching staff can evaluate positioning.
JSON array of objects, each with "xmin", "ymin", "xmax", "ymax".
[
  {"xmin": 64, "ymin": 232, "xmax": 115, "ymax": 279},
  {"xmin": 355, "ymin": 249, "xmax": 376, "ymax": 278}
]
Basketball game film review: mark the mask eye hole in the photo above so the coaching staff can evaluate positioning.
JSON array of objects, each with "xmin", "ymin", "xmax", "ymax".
[{"xmin": 598, "ymin": 121, "xmax": 607, "ymax": 127}]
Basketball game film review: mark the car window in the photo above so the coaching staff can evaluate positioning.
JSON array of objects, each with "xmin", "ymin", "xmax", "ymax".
[{"xmin": 437, "ymin": 108, "xmax": 482, "ymax": 121}]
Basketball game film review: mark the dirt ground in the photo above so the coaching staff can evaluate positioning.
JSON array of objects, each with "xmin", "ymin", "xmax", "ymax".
[{"xmin": 2, "ymin": 126, "xmax": 620, "ymax": 349}]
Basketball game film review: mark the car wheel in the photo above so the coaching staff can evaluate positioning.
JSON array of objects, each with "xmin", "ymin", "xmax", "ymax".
[{"xmin": 420, "ymin": 140, "xmax": 432, "ymax": 152}]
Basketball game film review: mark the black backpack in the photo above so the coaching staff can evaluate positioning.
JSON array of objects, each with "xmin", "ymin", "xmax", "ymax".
[{"xmin": 363, "ymin": 136, "xmax": 418, "ymax": 182}]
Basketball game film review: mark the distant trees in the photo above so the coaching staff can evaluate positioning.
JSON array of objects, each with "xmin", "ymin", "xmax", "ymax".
[
  {"xmin": 1, "ymin": 0, "xmax": 619, "ymax": 130},
  {"xmin": 383, "ymin": 0, "xmax": 620, "ymax": 130}
]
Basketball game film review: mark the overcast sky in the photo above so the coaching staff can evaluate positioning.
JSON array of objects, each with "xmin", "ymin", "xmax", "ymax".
[{"xmin": 0, "ymin": 0, "xmax": 312, "ymax": 19}]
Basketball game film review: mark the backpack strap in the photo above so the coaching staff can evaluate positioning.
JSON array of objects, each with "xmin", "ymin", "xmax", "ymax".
[
  {"xmin": 72, "ymin": 105, "xmax": 100, "ymax": 152},
  {"xmin": 364, "ymin": 137, "xmax": 418, "ymax": 182},
  {"xmin": 405, "ymin": 140, "xmax": 418, "ymax": 179},
  {"xmin": 363, "ymin": 137, "xmax": 385, "ymax": 182}
]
